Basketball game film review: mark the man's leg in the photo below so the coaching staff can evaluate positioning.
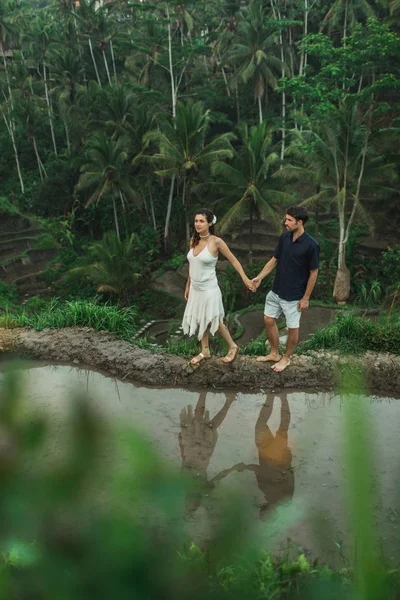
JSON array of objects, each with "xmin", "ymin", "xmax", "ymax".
[
  {"xmin": 271, "ymin": 329, "xmax": 298, "ymax": 371},
  {"xmin": 257, "ymin": 291, "xmax": 281, "ymax": 363},
  {"xmin": 271, "ymin": 300, "xmax": 301, "ymax": 372},
  {"xmin": 256, "ymin": 316, "xmax": 281, "ymax": 362}
]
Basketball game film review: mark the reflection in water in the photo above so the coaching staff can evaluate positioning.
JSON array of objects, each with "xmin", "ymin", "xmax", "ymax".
[
  {"xmin": 178, "ymin": 391, "xmax": 294, "ymax": 517},
  {"xmin": 212, "ymin": 393, "xmax": 294, "ymax": 519},
  {"xmin": 179, "ymin": 392, "xmax": 235, "ymax": 511},
  {"xmin": 252, "ymin": 393, "xmax": 294, "ymax": 518}
]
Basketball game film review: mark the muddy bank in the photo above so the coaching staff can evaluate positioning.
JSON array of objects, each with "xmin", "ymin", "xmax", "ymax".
[{"xmin": 1, "ymin": 327, "xmax": 399, "ymax": 393}]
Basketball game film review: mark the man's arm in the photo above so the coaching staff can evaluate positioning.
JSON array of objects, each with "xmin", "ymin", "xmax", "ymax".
[
  {"xmin": 298, "ymin": 269, "xmax": 318, "ymax": 311},
  {"xmin": 252, "ymin": 257, "xmax": 278, "ymax": 289}
]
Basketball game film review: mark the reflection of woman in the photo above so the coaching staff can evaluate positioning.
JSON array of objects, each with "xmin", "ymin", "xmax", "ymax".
[
  {"xmin": 179, "ymin": 392, "xmax": 235, "ymax": 511},
  {"xmin": 182, "ymin": 208, "xmax": 254, "ymax": 365}
]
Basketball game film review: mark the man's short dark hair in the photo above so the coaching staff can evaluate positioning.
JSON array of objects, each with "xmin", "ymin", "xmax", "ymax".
[{"xmin": 286, "ymin": 206, "xmax": 309, "ymax": 224}]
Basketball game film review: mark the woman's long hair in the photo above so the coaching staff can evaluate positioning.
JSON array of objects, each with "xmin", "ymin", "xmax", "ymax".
[{"xmin": 190, "ymin": 208, "xmax": 215, "ymax": 248}]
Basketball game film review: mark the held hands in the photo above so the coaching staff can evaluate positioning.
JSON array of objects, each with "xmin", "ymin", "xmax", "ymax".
[
  {"xmin": 251, "ymin": 277, "xmax": 261, "ymax": 291},
  {"xmin": 244, "ymin": 277, "xmax": 256, "ymax": 293}
]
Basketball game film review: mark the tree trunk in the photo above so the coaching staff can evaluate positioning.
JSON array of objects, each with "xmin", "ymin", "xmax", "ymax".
[
  {"xmin": 43, "ymin": 63, "xmax": 58, "ymax": 155},
  {"xmin": 148, "ymin": 183, "xmax": 157, "ymax": 231},
  {"xmin": 248, "ymin": 198, "xmax": 253, "ymax": 264},
  {"xmin": 167, "ymin": 12, "xmax": 176, "ymax": 118},
  {"xmin": 343, "ymin": 0, "xmax": 348, "ymax": 46},
  {"xmin": 314, "ymin": 190, "xmax": 320, "ymax": 240},
  {"xmin": 102, "ymin": 48, "xmax": 112, "ymax": 85},
  {"xmin": 257, "ymin": 94, "xmax": 263, "ymax": 124},
  {"xmin": 64, "ymin": 120, "xmax": 71, "ymax": 153},
  {"xmin": 1, "ymin": 49, "xmax": 14, "ymax": 114},
  {"xmin": 89, "ymin": 38, "xmax": 102, "ymax": 87},
  {"xmin": 113, "ymin": 196, "xmax": 121, "ymax": 241},
  {"xmin": 164, "ymin": 174, "xmax": 176, "ymax": 248},
  {"xmin": 182, "ymin": 173, "xmax": 190, "ymax": 244},
  {"xmin": 33, "ymin": 136, "xmax": 47, "ymax": 181},
  {"xmin": 270, "ymin": 0, "xmax": 286, "ymax": 160},
  {"xmin": 333, "ymin": 252, "xmax": 350, "ymax": 304},
  {"xmin": 235, "ymin": 76, "xmax": 240, "ymax": 123},
  {"xmin": 2, "ymin": 111, "xmax": 24, "ymax": 194},
  {"xmin": 334, "ymin": 204, "xmax": 350, "ymax": 303},
  {"xmin": 110, "ymin": 40, "xmax": 117, "ymax": 84}
]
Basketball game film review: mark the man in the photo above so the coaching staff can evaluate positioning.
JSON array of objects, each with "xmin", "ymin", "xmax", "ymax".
[{"xmin": 252, "ymin": 206, "xmax": 319, "ymax": 372}]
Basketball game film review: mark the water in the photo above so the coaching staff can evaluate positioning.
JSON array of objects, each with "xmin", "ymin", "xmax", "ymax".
[{"xmin": 1, "ymin": 362, "xmax": 400, "ymax": 564}]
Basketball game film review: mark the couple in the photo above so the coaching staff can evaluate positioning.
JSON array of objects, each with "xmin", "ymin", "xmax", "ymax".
[{"xmin": 182, "ymin": 206, "xmax": 319, "ymax": 372}]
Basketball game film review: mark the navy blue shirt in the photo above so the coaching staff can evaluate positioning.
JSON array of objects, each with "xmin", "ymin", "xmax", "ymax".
[{"xmin": 272, "ymin": 231, "xmax": 319, "ymax": 301}]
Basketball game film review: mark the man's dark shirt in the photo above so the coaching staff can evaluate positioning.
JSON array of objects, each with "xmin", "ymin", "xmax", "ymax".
[{"xmin": 272, "ymin": 231, "xmax": 319, "ymax": 301}]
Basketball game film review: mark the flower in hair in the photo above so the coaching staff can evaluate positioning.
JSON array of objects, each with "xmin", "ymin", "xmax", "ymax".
[{"xmin": 212, "ymin": 215, "xmax": 217, "ymax": 225}]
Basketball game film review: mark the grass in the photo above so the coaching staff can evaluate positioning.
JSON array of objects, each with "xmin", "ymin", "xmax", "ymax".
[
  {"xmin": 0, "ymin": 300, "xmax": 139, "ymax": 341},
  {"xmin": 299, "ymin": 312, "xmax": 400, "ymax": 355},
  {"xmin": 2, "ymin": 300, "xmax": 400, "ymax": 358}
]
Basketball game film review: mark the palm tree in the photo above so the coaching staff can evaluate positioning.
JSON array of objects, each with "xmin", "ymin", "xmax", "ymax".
[
  {"xmin": 13, "ymin": 91, "xmax": 47, "ymax": 181},
  {"xmin": 226, "ymin": 0, "xmax": 287, "ymax": 123},
  {"xmin": 47, "ymin": 46, "xmax": 85, "ymax": 152},
  {"xmin": 71, "ymin": 232, "xmax": 141, "ymax": 303},
  {"xmin": 281, "ymin": 101, "xmax": 397, "ymax": 301},
  {"xmin": 214, "ymin": 122, "xmax": 292, "ymax": 263},
  {"xmin": 320, "ymin": 0, "xmax": 375, "ymax": 42},
  {"xmin": 76, "ymin": 133, "xmax": 142, "ymax": 240},
  {"xmin": 20, "ymin": 15, "xmax": 59, "ymax": 155},
  {"xmin": 145, "ymin": 100, "xmax": 235, "ymax": 242}
]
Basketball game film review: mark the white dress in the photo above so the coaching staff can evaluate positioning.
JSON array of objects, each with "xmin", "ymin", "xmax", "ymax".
[{"xmin": 182, "ymin": 244, "xmax": 225, "ymax": 340}]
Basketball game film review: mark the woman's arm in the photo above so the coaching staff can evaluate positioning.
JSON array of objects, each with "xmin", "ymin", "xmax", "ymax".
[
  {"xmin": 184, "ymin": 265, "xmax": 191, "ymax": 301},
  {"xmin": 216, "ymin": 238, "xmax": 254, "ymax": 291}
]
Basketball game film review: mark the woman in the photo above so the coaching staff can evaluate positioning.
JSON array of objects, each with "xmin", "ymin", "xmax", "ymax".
[{"xmin": 182, "ymin": 208, "xmax": 254, "ymax": 365}]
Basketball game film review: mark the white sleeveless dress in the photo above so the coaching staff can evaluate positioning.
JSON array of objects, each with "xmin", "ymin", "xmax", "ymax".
[{"xmin": 182, "ymin": 245, "xmax": 225, "ymax": 340}]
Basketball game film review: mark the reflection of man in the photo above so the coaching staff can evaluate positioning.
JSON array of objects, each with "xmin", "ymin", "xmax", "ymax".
[
  {"xmin": 252, "ymin": 393, "xmax": 294, "ymax": 519},
  {"xmin": 253, "ymin": 206, "xmax": 319, "ymax": 372},
  {"xmin": 179, "ymin": 392, "xmax": 235, "ymax": 511},
  {"xmin": 221, "ymin": 393, "xmax": 294, "ymax": 519}
]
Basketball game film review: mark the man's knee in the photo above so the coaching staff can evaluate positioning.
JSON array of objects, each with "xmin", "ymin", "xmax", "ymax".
[{"xmin": 264, "ymin": 315, "xmax": 276, "ymax": 328}]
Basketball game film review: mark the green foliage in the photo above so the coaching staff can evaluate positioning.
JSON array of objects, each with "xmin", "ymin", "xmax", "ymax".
[
  {"xmin": 382, "ymin": 245, "xmax": 400, "ymax": 288},
  {"xmin": 300, "ymin": 312, "xmax": 400, "ymax": 354},
  {"xmin": 215, "ymin": 122, "xmax": 292, "ymax": 238},
  {"xmin": 71, "ymin": 231, "xmax": 146, "ymax": 302},
  {"xmin": 0, "ymin": 300, "xmax": 138, "ymax": 340},
  {"xmin": 0, "ymin": 197, "xmax": 20, "ymax": 216},
  {"xmin": 32, "ymin": 232, "xmax": 58, "ymax": 251},
  {"xmin": 0, "ymin": 282, "xmax": 19, "ymax": 310},
  {"xmin": 355, "ymin": 280, "xmax": 384, "ymax": 307}
]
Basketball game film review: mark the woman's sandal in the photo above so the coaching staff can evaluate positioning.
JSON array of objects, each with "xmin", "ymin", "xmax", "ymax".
[
  {"xmin": 221, "ymin": 346, "xmax": 240, "ymax": 364},
  {"xmin": 190, "ymin": 352, "xmax": 211, "ymax": 365}
]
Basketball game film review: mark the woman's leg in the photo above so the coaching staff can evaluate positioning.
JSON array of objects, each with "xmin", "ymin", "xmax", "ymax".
[
  {"xmin": 190, "ymin": 330, "xmax": 211, "ymax": 364},
  {"xmin": 217, "ymin": 321, "xmax": 239, "ymax": 363}
]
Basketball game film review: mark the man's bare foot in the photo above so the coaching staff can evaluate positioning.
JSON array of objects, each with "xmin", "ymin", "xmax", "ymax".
[
  {"xmin": 271, "ymin": 357, "xmax": 291, "ymax": 372},
  {"xmin": 256, "ymin": 353, "xmax": 280, "ymax": 363}
]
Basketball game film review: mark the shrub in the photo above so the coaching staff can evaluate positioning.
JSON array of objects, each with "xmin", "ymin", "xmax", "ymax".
[
  {"xmin": 1, "ymin": 300, "xmax": 139, "ymax": 341},
  {"xmin": 299, "ymin": 312, "xmax": 400, "ymax": 355}
]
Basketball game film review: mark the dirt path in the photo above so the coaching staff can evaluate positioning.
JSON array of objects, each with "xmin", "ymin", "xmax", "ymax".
[{"xmin": 1, "ymin": 327, "xmax": 399, "ymax": 394}]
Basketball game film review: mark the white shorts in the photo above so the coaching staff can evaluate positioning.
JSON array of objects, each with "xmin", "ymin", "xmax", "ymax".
[{"xmin": 264, "ymin": 290, "xmax": 301, "ymax": 329}]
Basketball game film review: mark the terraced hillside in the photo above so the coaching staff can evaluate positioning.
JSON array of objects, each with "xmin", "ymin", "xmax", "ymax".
[{"xmin": 0, "ymin": 214, "xmax": 58, "ymax": 298}]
